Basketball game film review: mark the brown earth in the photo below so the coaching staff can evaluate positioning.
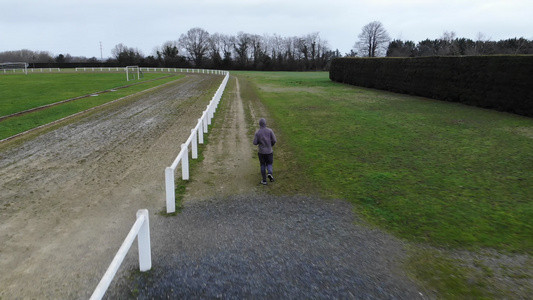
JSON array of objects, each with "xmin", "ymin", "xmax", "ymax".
[{"xmin": 0, "ymin": 74, "xmax": 229, "ymax": 299}]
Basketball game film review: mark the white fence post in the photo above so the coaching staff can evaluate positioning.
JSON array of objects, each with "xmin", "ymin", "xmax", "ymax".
[
  {"xmin": 165, "ymin": 167, "xmax": 176, "ymax": 213},
  {"xmin": 90, "ymin": 209, "xmax": 151, "ymax": 300},
  {"xmin": 137, "ymin": 209, "xmax": 151, "ymax": 271},
  {"xmin": 191, "ymin": 129, "xmax": 198, "ymax": 159},
  {"xmin": 181, "ymin": 143, "xmax": 189, "ymax": 180},
  {"xmin": 209, "ymin": 98, "xmax": 215, "ymax": 121},
  {"xmin": 206, "ymin": 105, "xmax": 212, "ymax": 125},
  {"xmin": 197, "ymin": 118, "xmax": 204, "ymax": 144},
  {"xmin": 203, "ymin": 111, "xmax": 208, "ymax": 133}
]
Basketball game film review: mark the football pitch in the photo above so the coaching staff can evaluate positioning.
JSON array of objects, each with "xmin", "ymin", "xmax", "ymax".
[{"xmin": 0, "ymin": 71, "xmax": 184, "ymax": 140}]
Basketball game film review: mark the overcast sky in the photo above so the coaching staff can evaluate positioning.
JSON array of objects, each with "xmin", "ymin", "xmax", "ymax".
[{"xmin": 1, "ymin": 0, "xmax": 531, "ymax": 59}]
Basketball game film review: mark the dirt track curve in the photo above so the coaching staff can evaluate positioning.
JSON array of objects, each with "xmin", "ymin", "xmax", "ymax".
[{"xmin": 0, "ymin": 74, "xmax": 223, "ymax": 299}]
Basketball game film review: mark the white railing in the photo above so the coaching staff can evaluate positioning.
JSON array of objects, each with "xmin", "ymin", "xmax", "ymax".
[
  {"xmin": 1, "ymin": 68, "xmax": 61, "ymax": 74},
  {"xmin": 1, "ymin": 67, "xmax": 226, "ymax": 74},
  {"xmin": 75, "ymin": 67, "xmax": 123, "ymax": 72},
  {"xmin": 165, "ymin": 72, "xmax": 230, "ymax": 213},
  {"xmin": 90, "ymin": 209, "xmax": 151, "ymax": 300},
  {"xmin": 74, "ymin": 67, "xmax": 227, "ymax": 75}
]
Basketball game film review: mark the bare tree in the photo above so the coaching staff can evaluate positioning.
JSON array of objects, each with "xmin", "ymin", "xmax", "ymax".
[
  {"xmin": 233, "ymin": 32, "xmax": 252, "ymax": 68},
  {"xmin": 355, "ymin": 21, "xmax": 391, "ymax": 57},
  {"xmin": 111, "ymin": 43, "xmax": 128, "ymax": 60},
  {"xmin": 266, "ymin": 33, "xmax": 286, "ymax": 66},
  {"xmin": 249, "ymin": 34, "xmax": 268, "ymax": 69},
  {"xmin": 160, "ymin": 41, "xmax": 179, "ymax": 58},
  {"xmin": 475, "ymin": 32, "xmax": 493, "ymax": 55},
  {"xmin": 178, "ymin": 27, "xmax": 210, "ymax": 67},
  {"xmin": 208, "ymin": 33, "xmax": 233, "ymax": 68},
  {"xmin": 154, "ymin": 40, "xmax": 184, "ymax": 67},
  {"xmin": 111, "ymin": 43, "xmax": 144, "ymax": 65},
  {"xmin": 438, "ymin": 31, "xmax": 460, "ymax": 55},
  {"xmin": 0, "ymin": 49, "xmax": 53, "ymax": 63}
]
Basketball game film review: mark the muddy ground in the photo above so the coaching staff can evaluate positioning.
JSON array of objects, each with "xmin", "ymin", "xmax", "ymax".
[{"xmin": 0, "ymin": 74, "xmax": 226, "ymax": 299}]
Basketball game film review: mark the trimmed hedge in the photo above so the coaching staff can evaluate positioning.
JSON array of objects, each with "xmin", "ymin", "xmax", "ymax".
[{"xmin": 329, "ymin": 56, "xmax": 533, "ymax": 117}]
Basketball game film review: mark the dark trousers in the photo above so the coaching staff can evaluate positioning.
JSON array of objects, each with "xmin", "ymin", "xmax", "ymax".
[{"xmin": 258, "ymin": 152, "xmax": 273, "ymax": 181}]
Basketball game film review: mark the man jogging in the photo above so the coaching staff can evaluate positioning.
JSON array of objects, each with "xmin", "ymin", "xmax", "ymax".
[{"xmin": 253, "ymin": 118, "xmax": 277, "ymax": 185}]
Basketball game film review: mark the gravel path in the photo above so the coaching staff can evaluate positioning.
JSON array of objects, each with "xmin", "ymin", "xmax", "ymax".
[{"xmin": 107, "ymin": 195, "xmax": 428, "ymax": 299}]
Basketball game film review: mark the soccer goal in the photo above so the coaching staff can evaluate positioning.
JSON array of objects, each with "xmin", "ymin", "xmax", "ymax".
[
  {"xmin": 0, "ymin": 62, "xmax": 28, "ymax": 74},
  {"xmin": 125, "ymin": 66, "xmax": 144, "ymax": 81}
]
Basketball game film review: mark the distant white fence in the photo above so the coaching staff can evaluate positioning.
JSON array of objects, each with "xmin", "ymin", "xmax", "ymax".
[
  {"xmin": 1, "ymin": 68, "xmax": 61, "ymax": 74},
  {"xmin": 1, "ymin": 67, "xmax": 227, "ymax": 74},
  {"xmin": 165, "ymin": 72, "xmax": 230, "ymax": 213},
  {"xmin": 90, "ymin": 209, "xmax": 151, "ymax": 300},
  {"xmin": 75, "ymin": 67, "xmax": 226, "ymax": 75}
]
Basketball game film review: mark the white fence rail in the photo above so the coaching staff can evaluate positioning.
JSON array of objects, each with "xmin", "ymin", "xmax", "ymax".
[
  {"xmin": 1, "ymin": 68, "xmax": 61, "ymax": 74},
  {"xmin": 1, "ymin": 67, "xmax": 227, "ymax": 74},
  {"xmin": 165, "ymin": 72, "xmax": 230, "ymax": 213},
  {"xmin": 90, "ymin": 209, "xmax": 151, "ymax": 300},
  {"xmin": 74, "ymin": 67, "xmax": 226, "ymax": 74}
]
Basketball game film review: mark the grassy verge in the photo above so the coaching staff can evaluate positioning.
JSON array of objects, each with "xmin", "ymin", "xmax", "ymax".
[
  {"xmin": 234, "ymin": 71, "xmax": 533, "ymax": 298},
  {"xmin": 0, "ymin": 74, "xmax": 183, "ymax": 139}
]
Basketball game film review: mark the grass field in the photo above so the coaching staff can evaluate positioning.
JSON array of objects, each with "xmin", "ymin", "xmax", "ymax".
[
  {"xmin": 234, "ymin": 71, "xmax": 533, "ymax": 298},
  {"xmin": 0, "ymin": 72, "xmax": 183, "ymax": 139},
  {"xmin": 237, "ymin": 71, "xmax": 533, "ymax": 253}
]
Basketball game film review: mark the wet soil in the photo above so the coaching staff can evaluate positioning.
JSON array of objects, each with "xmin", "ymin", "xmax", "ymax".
[{"xmin": 0, "ymin": 74, "xmax": 223, "ymax": 299}]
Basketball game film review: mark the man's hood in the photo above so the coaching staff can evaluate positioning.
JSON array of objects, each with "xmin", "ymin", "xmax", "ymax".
[{"xmin": 259, "ymin": 118, "xmax": 267, "ymax": 128}]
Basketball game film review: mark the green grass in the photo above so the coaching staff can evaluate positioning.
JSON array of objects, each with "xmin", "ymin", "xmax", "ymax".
[
  {"xmin": 407, "ymin": 247, "xmax": 491, "ymax": 299},
  {"xmin": 235, "ymin": 71, "xmax": 533, "ymax": 254},
  {"xmin": 0, "ymin": 72, "xmax": 183, "ymax": 139},
  {"xmin": 235, "ymin": 71, "xmax": 533, "ymax": 298},
  {"xmin": 0, "ymin": 72, "xmax": 172, "ymax": 116}
]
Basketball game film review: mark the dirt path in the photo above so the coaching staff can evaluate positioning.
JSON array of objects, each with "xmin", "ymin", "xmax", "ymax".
[
  {"xmin": 183, "ymin": 76, "xmax": 264, "ymax": 202},
  {"xmin": 0, "ymin": 74, "xmax": 223, "ymax": 299}
]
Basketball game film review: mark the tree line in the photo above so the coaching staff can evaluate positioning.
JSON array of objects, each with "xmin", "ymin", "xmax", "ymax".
[
  {"xmin": 0, "ymin": 28, "xmax": 333, "ymax": 71},
  {"xmin": 1, "ymin": 23, "xmax": 531, "ymax": 70},
  {"xmin": 353, "ymin": 21, "xmax": 533, "ymax": 58},
  {"xmin": 111, "ymin": 28, "xmax": 333, "ymax": 71},
  {"xmin": 387, "ymin": 33, "xmax": 533, "ymax": 57}
]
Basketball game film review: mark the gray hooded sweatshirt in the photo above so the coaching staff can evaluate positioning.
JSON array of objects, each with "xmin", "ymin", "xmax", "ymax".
[{"xmin": 253, "ymin": 118, "xmax": 277, "ymax": 154}]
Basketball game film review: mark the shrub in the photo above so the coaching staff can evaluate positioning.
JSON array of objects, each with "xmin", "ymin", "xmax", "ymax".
[{"xmin": 330, "ymin": 56, "xmax": 533, "ymax": 117}]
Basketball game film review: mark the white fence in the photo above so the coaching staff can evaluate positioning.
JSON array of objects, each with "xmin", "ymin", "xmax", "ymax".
[
  {"xmin": 90, "ymin": 209, "xmax": 151, "ymax": 300},
  {"xmin": 1, "ymin": 68, "xmax": 61, "ymax": 74},
  {"xmin": 1, "ymin": 67, "xmax": 227, "ymax": 74},
  {"xmin": 165, "ymin": 72, "xmax": 230, "ymax": 213},
  {"xmin": 75, "ymin": 67, "xmax": 226, "ymax": 75}
]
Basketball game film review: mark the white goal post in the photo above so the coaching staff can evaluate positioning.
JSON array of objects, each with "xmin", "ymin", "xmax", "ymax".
[
  {"xmin": 125, "ymin": 65, "xmax": 143, "ymax": 81},
  {"xmin": 0, "ymin": 62, "xmax": 28, "ymax": 74}
]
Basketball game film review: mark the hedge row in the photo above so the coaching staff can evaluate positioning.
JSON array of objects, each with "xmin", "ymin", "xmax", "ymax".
[{"xmin": 329, "ymin": 56, "xmax": 533, "ymax": 117}]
